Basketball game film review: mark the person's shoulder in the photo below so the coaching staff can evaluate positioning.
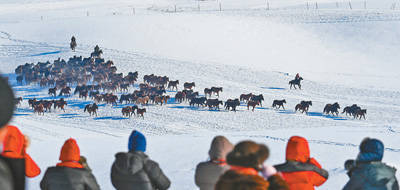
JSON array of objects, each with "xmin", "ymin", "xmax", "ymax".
[{"xmin": 196, "ymin": 161, "xmax": 228, "ymax": 171}]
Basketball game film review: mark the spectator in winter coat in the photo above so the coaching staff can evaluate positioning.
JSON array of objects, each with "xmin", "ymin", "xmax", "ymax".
[
  {"xmin": 215, "ymin": 140, "xmax": 288, "ymax": 190},
  {"xmin": 343, "ymin": 138, "xmax": 399, "ymax": 190},
  {"xmin": 2, "ymin": 125, "xmax": 41, "ymax": 190},
  {"xmin": 0, "ymin": 76, "xmax": 17, "ymax": 190},
  {"xmin": 274, "ymin": 136, "xmax": 328, "ymax": 190},
  {"xmin": 195, "ymin": 136, "xmax": 234, "ymax": 190},
  {"xmin": 111, "ymin": 130, "xmax": 171, "ymax": 190},
  {"xmin": 40, "ymin": 138, "xmax": 100, "ymax": 190}
]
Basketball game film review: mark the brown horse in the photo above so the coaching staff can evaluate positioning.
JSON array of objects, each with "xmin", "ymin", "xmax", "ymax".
[
  {"xmin": 54, "ymin": 99, "xmax": 67, "ymax": 112},
  {"xmin": 34, "ymin": 104, "xmax": 44, "ymax": 115},
  {"xmin": 122, "ymin": 106, "xmax": 133, "ymax": 117},
  {"xmin": 137, "ymin": 96, "xmax": 150, "ymax": 105},
  {"xmin": 247, "ymin": 101, "xmax": 259, "ymax": 112},
  {"xmin": 137, "ymin": 108, "xmax": 146, "ymax": 119},
  {"xmin": 84, "ymin": 103, "xmax": 98, "ymax": 116},
  {"xmin": 154, "ymin": 95, "xmax": 170, "ymax": 106},
  {"xmin": 295, "ymin": 101, "xmax": 312, "ymax": 113}
]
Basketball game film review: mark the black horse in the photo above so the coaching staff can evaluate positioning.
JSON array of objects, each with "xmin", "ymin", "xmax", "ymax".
[
  {"xmin": 48, "ymin": 87, "xmax": 57, "ymax": 97},
  {"xmin": 289, "ymin": 77, "xmax": 303, "ymax": 89},
  {"xmin": 225, "ymin": 99, "xmax": 240, "ymax": 112},
  {"xmin": 295, "ymin": 101, "xmax": 312, "ymax": 113},
  {"xmin": 355, "ymin": 109, "xmax": 367, "ymax": 119},
  {"xmin": 190, "ymin": 97, "xmax": 207, "ymax": 107},
  {"xmin": 206, "ymin": 99, "xmax": 223, "ymax": 110},
  {"xmin": 272, "ymin": 99, "xmax": 286, "ymax": 110},
  {"xmin": 342, "ymin": 104, "xmax": 361, "ymax": 117},
  {"xmin": 323, "ymin": 102, "xmax": 340, "ymax": 116},
  {"xmin": 250, "ymin": 94, "xmax": 264, "ymax": 107},
  {"xmin": 84, "ymin": 103, "xmax": 98, "ymax": 116}
]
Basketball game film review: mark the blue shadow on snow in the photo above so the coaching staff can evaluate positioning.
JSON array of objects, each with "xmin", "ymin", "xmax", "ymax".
[
  {"xmin": 30, "ymin": 51, "xmax": 62, "ymax": 57},
  {"xmin": 113, "ymin": 104, "xmax": 138, "ymax": 109},
  {"xmin": 277, "ymin": 110, "xmax": 296, "ymax": 114},
  {"xmin": 260, "ymin": 87, "xmax": 286, "ymax": 90},
  {"xmin": 93, "ymin": 116, "xmax": 129, "ymax": 120},
  {"xmin": 16, "ymin": 108, "xmax": 33, "ymax": 113},
  {"xmin": 13, "ymin": 113, "xmax": 30, "ymax": 116},
  {"xmin": 168, "ymin": 106, "xmax": 227, "ymax": 112},
  {"xmin": 307, "ymin": 112, "xmax": 347, "ymax": 121}
]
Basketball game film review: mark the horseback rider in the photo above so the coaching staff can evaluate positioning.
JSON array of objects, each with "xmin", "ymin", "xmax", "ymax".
[
  {"xmin": 295, "ymin": 73, "xmax": 300, "ymax": 80},
  {"xmin": 70, "ymin": 36, "xmax": 77, "ymax": 51}
]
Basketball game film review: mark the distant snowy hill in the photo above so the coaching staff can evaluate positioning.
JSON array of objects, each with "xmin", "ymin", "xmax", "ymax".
[{"xmin": 0, "ymin": 0, "xmax": 399, "ymax": 189}]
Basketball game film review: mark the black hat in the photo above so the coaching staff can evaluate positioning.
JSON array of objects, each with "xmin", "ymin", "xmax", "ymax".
[{"xmin": 0, "ymin": 77, "xmax": 15, "ymax": 128}]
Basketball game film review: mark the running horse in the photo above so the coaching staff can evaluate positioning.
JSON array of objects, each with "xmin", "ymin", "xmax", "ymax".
[
  {"xmin": 289, "ymin": 77, "xmax": 303, "ymax": 89},
  {"xmin": 84, "ymin": 103, "xmax": 98, "ymax": 116}
]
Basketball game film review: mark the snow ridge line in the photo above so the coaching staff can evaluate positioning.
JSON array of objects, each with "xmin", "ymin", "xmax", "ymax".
[
  {"xmin": 0, "ymin": 30, "xmax": 67, "ymax": 50},
  {"xmin": 251, "ymin": 135, "xmax": 400, "ymax": 152}
]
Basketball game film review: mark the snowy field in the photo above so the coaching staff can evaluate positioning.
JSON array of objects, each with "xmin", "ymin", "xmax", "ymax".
[{"xmin": 1, "ymin": 0, "xmax": 400, "ymax": 189}]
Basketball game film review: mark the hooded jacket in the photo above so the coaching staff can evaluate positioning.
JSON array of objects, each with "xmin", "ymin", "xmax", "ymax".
[
  {"xmin": 111, "ymin": 130, "xmax": 170, "ymax": 190},
  {"xmin": 343, "ymin": 138, "xmax": 399, "ymax": 190},
  {"xmin": 111, "ymin": 151, "xmax": 171, "ymax": 190},
  {"xmin": 343, "ymin": 162, "xmax": 399, "ymax": 190},
  {"xmin": 1, "ymin": 125, "xmax": 41, "ymax": 190},
  {"xmin": 40, "ymin": 138, "xmax": 100, "ymax": 190},
  {"xmin": 274, "ymin": 136, "xmax": 328, "ymax": 190},
  {"xmin": 216, "ymin": 141, "xmax": 288, "ymax": 190},
  {"xmin": 195, "ymin": 136, "xmax": 233, "ymax": 190}
]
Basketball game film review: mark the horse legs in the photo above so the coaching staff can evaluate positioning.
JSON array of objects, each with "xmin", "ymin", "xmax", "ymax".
[
  {"xmin": 299, "ymin": 84, "xmax": 302, "ymax": 90},
  {"xmin": 282, "ymin": 105, "xmax": 285, "ymax": 110}
]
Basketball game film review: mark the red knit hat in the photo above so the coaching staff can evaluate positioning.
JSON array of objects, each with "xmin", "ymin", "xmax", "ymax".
[{"xmin": 59, "ymin": 138, "xmax": 80, "ymax": 162}]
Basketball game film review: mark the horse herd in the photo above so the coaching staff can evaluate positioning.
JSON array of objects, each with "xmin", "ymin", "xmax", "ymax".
[{"xmin": 12, "ymin": 47, "xmax": 367, "ymax": 120}]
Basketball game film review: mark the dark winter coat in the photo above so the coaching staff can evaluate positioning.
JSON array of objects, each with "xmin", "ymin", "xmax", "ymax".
[
  {"xmin": 40, "ymin": 167, "xmax": 100, "ymax": 190},
  {"xmin": 195, "ymin": 161, "xmax": 230, "ymax": 190},
  {"xmin": 343, "ymin": 161, "xmax": 399, "ymax": 190},
  {"xmin": 111, "ymin": 151, "xmax": 171, "ymax": 190},
  {"xmin": 40, "ymin": 138, "xmax": 100, "ymax": 190},
  {"xmin": 0, "ymin": 156, "xmax": 25, "ymax": 190},
  {"xmin": 0, "ymin": 156, "xmax": 14, "ymax": 190},
  {"xmin": 195, "ymin": 136, "xmax": 233, "ymax": 190}
]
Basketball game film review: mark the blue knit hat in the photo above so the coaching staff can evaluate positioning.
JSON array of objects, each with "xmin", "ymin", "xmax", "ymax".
[
  {"xmin": 128, "ymin": 130, "xmax": 146, "ymax": 152},
  {"xmin": 357, "ymin": 138, "xmax": 384, "ymax": 162}
]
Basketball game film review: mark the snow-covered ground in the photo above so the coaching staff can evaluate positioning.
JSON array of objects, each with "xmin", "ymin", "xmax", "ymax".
[{"xmin": 1, "ymin": 0, "xmax": 400, "ymax": 189}]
